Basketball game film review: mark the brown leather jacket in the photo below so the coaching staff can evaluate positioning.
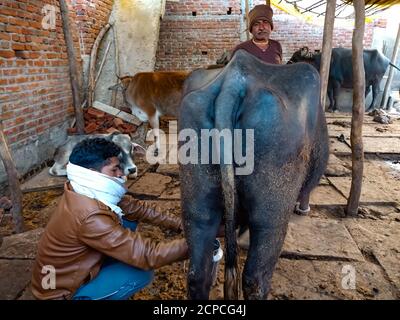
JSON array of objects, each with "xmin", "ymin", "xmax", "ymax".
[{"xmin": 31, "ymin": 183, "xmax": 188, "ymax": 300}]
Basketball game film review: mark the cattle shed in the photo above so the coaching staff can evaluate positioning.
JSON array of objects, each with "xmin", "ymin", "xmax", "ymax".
[
  {"xmin": 1, "ymin": 0, "xmax": 399, "ymax": 187},
  {"xmin": 1, "ymin": 0, "xmax": 400, "ymax": 301}
]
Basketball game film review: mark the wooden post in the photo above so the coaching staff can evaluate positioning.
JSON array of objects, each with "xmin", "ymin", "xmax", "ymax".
[
  {"xmin": 59, "ymin": 0, "xmax": 84, "ymax": 134},
  {"xmin": 111, "ymin": 25, "xmax": 120, "ymax": 108},
  {"xmin": 0, "ymin": 121, "xmax": 25, "ymax": 233},
  {"xmin": 245, "ymin": 0, "xmax": 250, "ymax": 40},
  {"xmin": 319, "ymin": 0, "xmax": 336, "ymax": 110},
  {"xmin": 381, "ymin": 23, "xmax": 400, "ymax": 109},
  {"xmin": 265, "ymin": 0, "xmax": 271, "ymax": 5},
  {"xmin": 346, "ymin": 0, "xmax": 365, "ymax": 216},
  {"xmin": 87, "ymin": 23, "xmax": 111, "ymax": 108}
]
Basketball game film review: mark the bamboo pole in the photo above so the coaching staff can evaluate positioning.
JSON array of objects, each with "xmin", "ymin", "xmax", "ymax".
[
  {"xmin": 59, "ymin": 0, "xmax": 84, "ymax": 134},
  {"xmin": 381, "ymin": 23, "xmax": 400, "ymax": 109},
  {"xmin": 94, "ymin": 40, "xmax": 112, "ymax": 87},
  {"xmin": 0, "ymin": 121, "xmax": 25, "ymax": 233},
  {"xmin": 87, "ymin": 23, "xmax": 111, "ymax": 108},
  {"xmin": 245, "ymin": 0, "xmax": 250, "ymax": 40},
  {"xmin": 111, "ymin": 24, "xmax": 120, "ymax": 107},
  {"xmin": 319, "ymin": 0, "xmax": 336, "ymax": 110},
  {"xmin": 346, "ymin": 0, "xmax": 365, "ymax": 216}
]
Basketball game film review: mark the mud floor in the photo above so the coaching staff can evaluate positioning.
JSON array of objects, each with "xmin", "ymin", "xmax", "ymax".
[{"xmin": 1, "ymin": 114, "xmax": 399, "ymax": 300}]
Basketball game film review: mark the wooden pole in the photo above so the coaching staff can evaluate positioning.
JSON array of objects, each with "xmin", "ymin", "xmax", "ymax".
[
  {"xmin": 381, "ymin": 23, "xmax": 400, "ymax": 110},
  {"xmin": 265, "ymin": 0, "xmax": 271, "ymax": 5},
  {"xmin": 0, "ymin": 121, "xmax": 25, "ymax": 233},
  {"xmin": 59, "ymin": 0, "xmax": 84, "ymax": 134},
  {"xmin": 319, "ymin": 0, "xmax": 336, "ymax": 110},
  {"xmin": 111, "ymin": 24, "xmax": 120, "ymax": 108},
  {"xmin": 346, "ymin": 0, "xmax": 365, "ymax": 216},
  {"xmin": 245, "ymin": 0, "xmax": 250, "ymax": 40},
  {"xmin": 87, "ymin": 23, "xmax": 111, "ymax": 108},
  {"xmin": 94, "ymin": 40, "xmax": 112, "ymax": 87}
]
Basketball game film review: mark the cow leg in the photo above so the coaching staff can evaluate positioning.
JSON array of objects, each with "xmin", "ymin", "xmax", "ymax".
[
  {"xmin": 366, "ymin": 83, "xmax": 379, "ymax": 112},
  {"xmin": 331, "ymin": 82, "xmax": 340, "ymax": 112},
  {"xmin": 327, "ymin": 88, "xmax": 335, "ymax": 112},
  {"xmin": 148, "ymin": 112, "xmax": 160, "ymax": 156}
]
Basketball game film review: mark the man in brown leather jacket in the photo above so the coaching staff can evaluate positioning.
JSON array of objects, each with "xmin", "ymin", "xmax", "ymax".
[{"xmin": 31, "ymin": 138, "xmax": 188, "ymax": 300}]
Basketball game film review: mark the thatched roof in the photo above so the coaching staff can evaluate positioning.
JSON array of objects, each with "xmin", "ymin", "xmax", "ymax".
[{"xmin": 280, "ymin": 0, "xmax": 400, "ymax": 18}]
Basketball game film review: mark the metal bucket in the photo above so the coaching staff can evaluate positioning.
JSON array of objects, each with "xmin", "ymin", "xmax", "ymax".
[{"xmin": 211, "ymin": 239, "xmax": 223, "ymax": 286}]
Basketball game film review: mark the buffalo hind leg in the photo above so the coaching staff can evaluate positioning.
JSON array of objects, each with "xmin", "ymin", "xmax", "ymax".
[
  {"xmin": 296, "ymin": 113, "xmax": 329, "ymax": 216},
  {"xmin": 242, "ymin": 220, "xmax": 288, "ymax": 299},
  {"xmin": 366, "ymin": 83, "xmax": 379, "ymax": 112},
  {"xmin": 186, "ymin": 208, "xmax": 222, "ymax": 299}
]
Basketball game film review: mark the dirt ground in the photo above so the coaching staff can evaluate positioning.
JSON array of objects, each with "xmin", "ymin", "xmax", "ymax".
[{"xmin": 0, "ymin": 113, "xmax": 399, "ymax": 300}]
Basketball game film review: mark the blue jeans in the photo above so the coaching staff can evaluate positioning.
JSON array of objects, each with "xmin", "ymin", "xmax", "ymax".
[{"xmin": 72, "ymin": 219, "xmax": 154, "ymax": 300}]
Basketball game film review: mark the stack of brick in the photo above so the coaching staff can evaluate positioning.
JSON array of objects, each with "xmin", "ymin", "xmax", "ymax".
[{"xmin": 67, "ymin": 107, "xmax": 138, "ymax": 135}]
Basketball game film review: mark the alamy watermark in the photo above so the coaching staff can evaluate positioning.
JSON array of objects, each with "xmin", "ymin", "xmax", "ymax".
[
  {"xmin": 341, "ymin": 264, "xmax": 356, "ymax": 290},
  {"xmin": 41, "ymin": 265, "xmax": 56, "ymax": 290},
  {"xmin": 145, "ymin": 121, "xmax": 255, "ymax": 175},
  {"xmin": 41, "ymin": 5, "xmax": 56, "ymax": 30}
]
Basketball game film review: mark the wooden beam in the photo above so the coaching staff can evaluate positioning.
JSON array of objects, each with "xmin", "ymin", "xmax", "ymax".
[
  {"xmin": 0, "ymin": 121, "xmax": 25, "ymax": 233},
  {"xmin": 381, "ymin": 23, "xmax": 400, "ymax": 109},
  {"xmin": 93, "ymin": 101, "xmax": 142, "ymax": 126},
  {"xmin": 346, "ymin": 0, "xmax": 365, "ymax": 216},
  {"xmin": 59, "ymin": 0, "xmax": 84, "ymax": 134},
  {"xmin": 319, "ymin": 0, "xmax": 336, "ymax": 110}
]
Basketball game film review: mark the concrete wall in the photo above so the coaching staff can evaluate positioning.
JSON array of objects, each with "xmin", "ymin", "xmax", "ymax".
[
  {"xmin": 94, "ymin": 0, "xmax": 165, "ymax": 105},
  {"xmin": 111, "ymin": 0, "xmax": 164, "ymax": 75}
]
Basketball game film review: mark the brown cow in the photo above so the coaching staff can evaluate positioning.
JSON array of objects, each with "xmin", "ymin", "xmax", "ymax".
[{"xmin": 109, "ymin": 71, "xmax": 189, "ymax": 152}]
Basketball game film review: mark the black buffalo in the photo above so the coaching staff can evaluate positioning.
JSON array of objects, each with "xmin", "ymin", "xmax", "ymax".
[
  {"xmin": 288, "ymin": 47, "xmax": 393, "ymax": 112},
  {"xmin": 179, "ymin": 49, "xmax": 329, "ymax": 299}
]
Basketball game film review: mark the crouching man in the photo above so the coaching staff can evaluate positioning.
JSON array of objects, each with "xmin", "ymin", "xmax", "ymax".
[{"xmin": 31, "ymin": 138, "xmax": 188, "ymax": 300}]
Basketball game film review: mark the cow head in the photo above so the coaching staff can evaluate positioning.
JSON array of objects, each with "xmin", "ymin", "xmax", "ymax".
[
  {"xmin": 49, "ymin": 133, "xmax": 147, "ymax": 179},
  {"xmin": 109, "ymin": 77, "xmax": 133, "ymax": 108},
  {"xmin": 110, "ymin": 133, "xmax": 146, "ymax": 179},
  {"xmin": 108, "ymin": 76, "xmax": 132, "ymax": 91},
  {"xmin": 287, "ymin": 46, "xmax": 316, "ymax": 64}
]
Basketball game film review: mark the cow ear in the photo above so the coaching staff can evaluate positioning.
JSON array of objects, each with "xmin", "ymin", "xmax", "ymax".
[{"xmin": 132, "ymin": 143, "xmax": 147, "ymax": 156}]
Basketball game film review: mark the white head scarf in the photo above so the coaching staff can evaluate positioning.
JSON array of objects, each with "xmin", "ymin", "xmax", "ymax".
[{"xmin": 66, "ymin": 162, "xmax": 127, "ymax": 219}]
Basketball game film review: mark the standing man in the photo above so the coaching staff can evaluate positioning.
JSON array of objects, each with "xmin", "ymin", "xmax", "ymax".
[{"xmin": 232, "ymin": 4, "xmax": 282, "ymax": 64}]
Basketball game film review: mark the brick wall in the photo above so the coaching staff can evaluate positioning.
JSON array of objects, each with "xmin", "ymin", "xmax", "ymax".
[
  {"xmin": 156, "ymin": 0, "xmax": 376, "ymax": 70},
  {"xmin": 73, "ymin": 0, "xmax": 114, "ymax": 55},
  {"xmin": 0, "ymin": 0, "xmax": 113, "ymax": 183}
]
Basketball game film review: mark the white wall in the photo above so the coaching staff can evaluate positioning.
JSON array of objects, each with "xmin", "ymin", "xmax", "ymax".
[{"xmin": 110, "ymin": 0, "xmax": 165, "ymax": 76}]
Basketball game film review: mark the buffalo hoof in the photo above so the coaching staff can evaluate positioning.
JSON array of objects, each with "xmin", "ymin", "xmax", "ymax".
[
  {"xmin": 328, "ymin": 108, "xmax": 335, "ymax": 113},
  {"xmin": 294, "ymin": 202, "xmax": 311, "ymax": 216}
]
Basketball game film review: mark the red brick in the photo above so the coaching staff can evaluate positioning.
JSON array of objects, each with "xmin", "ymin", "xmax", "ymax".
[
  {"xmin": 0, "ymin": 50, "xmax": 15, "ymax": 58},
  {"xmin": 106, "ymin": 127, "xmax": 121, "ymax": 134},
  {"xmin": 84, "ymin": 122, "xmax": 98, "ymax": 134},
  {"xmin": 86, "ymin": 107, "xmax": 105, "ymax": 119}
]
